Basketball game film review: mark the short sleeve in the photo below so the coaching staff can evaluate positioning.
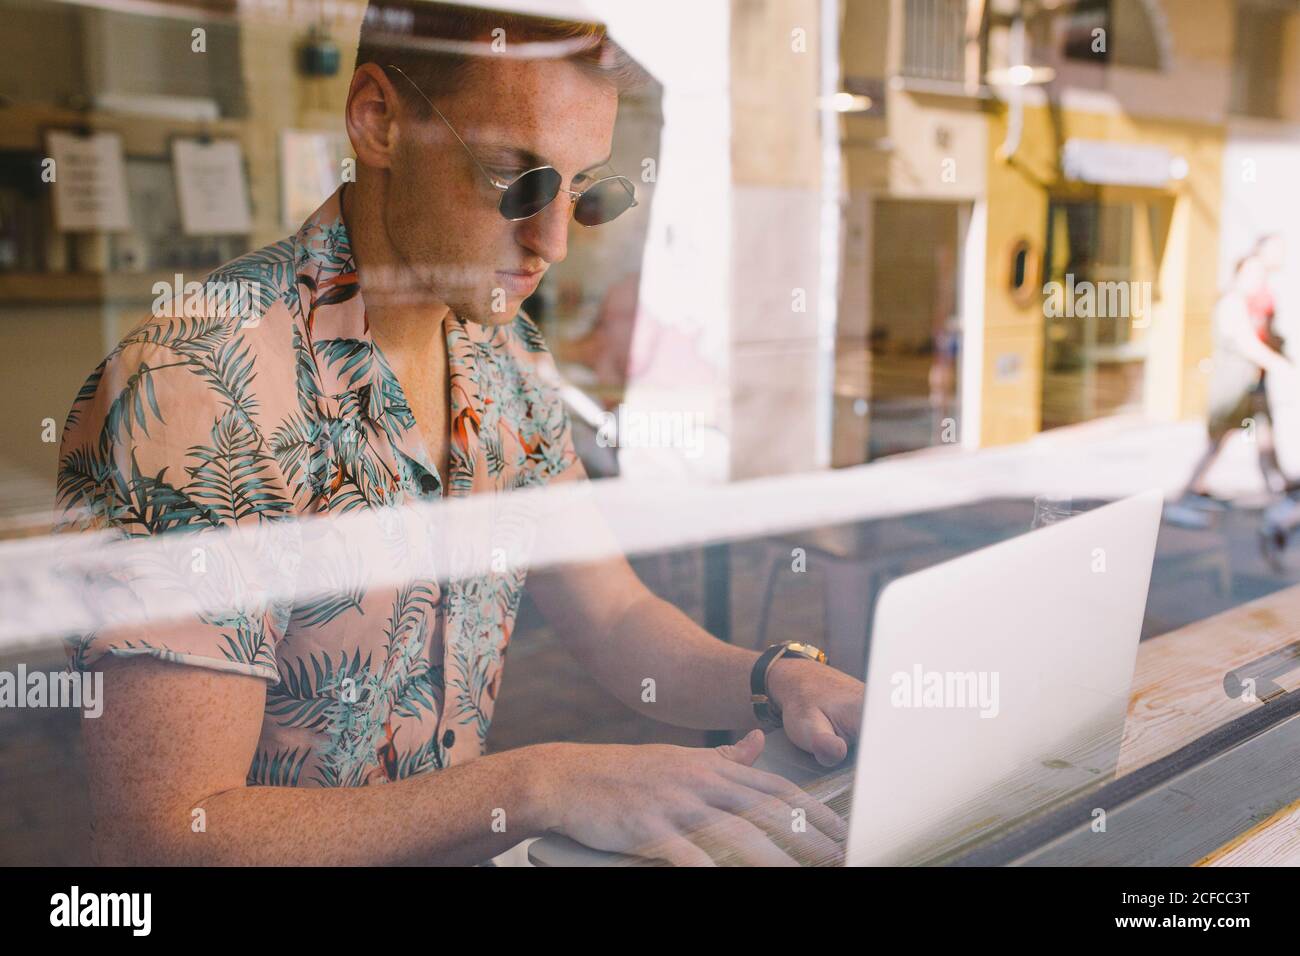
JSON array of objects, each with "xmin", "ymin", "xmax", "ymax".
[{"xmin": 54, "ymin": 331, "xmax": 300, "ymax": 683}]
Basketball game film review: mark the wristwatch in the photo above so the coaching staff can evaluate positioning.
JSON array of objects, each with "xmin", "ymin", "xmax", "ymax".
[{"xmin": 750, "ymin": 641, "xmax": 827, "ymax": 729}]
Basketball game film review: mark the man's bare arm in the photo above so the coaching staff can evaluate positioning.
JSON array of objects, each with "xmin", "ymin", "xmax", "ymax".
[
  {"xmin": 530, "ymin": 555, "xmax": 864, "ymax": 766},
  {"xmin": 84, "ymin": 656, "xmax": 550, "ymax": 866},
  {"xmin": 527, "ymin": 556, "xmax": 762, "ymax": 730},
  {"xmin": 85, "ymin": 655, "xmax": 843, "ymax": 866}
]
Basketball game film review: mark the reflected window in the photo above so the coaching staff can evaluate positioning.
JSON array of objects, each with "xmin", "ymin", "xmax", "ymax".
[
  {"xmin": 1060, "ymin": 0, "xmax": 1168, "ymax": 70},
  {"xmin": 1041, "ymin": 198, "xmax": 1167, "ymax": 429}
]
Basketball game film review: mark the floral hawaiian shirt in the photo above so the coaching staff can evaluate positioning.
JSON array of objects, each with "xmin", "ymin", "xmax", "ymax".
[{"xmin": 55, "ymin": 187, "xmax": 582, "ymax": 787}]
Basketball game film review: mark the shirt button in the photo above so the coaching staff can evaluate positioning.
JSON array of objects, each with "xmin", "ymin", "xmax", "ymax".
[
  {"xmin": 442, "ymin": 729, "xmax": 455, "ymax": 750},
  {"xmin": 419, "ymin": 474, "xmax": 438, "ymax": 496}
]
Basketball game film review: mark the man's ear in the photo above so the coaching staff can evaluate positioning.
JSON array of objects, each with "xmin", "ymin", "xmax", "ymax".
[{"xmin": 345, "ymin": 63, "xmax": 402, "ymax": 170}]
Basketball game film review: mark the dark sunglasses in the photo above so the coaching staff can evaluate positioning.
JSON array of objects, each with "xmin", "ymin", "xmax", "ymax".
[{"xmin": 386, "ymin": 65, "xmax": 638, "ymax": 226}]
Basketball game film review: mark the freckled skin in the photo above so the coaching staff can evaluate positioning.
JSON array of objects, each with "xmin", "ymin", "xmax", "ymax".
[{"xmin": 85, "ymin": 657, "xmax": 549, "ymax": 866}]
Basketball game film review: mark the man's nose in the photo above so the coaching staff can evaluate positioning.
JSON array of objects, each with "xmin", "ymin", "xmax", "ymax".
[{"xmin": 517, "ymin": 195, "xmax": 572, "ymax": 265}]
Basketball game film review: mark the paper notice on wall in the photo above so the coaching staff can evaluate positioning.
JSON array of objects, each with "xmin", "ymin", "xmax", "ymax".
[
  {"xmin": 46, "ymin": 130, "xmax": 131, "ymax": 233},
  {"xmin": 172, "ymin": 138, "xmax": 253, "ymax": 235}
]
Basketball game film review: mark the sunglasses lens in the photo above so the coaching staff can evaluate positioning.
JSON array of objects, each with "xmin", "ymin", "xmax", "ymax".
[
  {"xmin": 574, "ymin": 178, "xmax": 635, "ymax": 226},
  {"xmin": 499, "ymin": 167, "xmax": 562, "ymax": 220}
]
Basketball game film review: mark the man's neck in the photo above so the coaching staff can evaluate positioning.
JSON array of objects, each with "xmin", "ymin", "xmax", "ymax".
[{"xmin": 342, "ymin": 179, "xmax": 451, "ymax": 364}]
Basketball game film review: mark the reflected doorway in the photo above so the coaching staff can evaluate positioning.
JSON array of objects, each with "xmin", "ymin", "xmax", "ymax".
[{"xmin": 860, "ymin": 198, "xmax": 964, "ymax": 460}]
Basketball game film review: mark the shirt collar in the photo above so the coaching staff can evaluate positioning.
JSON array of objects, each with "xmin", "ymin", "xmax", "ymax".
[
  {"xmin": 290, "ymin": 186, "xmax": 489, "ymax": 498},
  {"xmin": 292, "ymin": 187, "xmax": 397, "ymax": 427},
  {"xmin": 293, "ymin": 186, "xmax": 364, "ymax": 346}
]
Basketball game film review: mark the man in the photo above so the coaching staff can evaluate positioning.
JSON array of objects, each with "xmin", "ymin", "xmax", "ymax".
[
  {"xmin": 55, "ymin": 1, "xmax": 863, "ymax": 866},
  {"xmin": 1245, "ymin": 233, "xmax": 1290, "ymax": 494},
  {"xmin": 1167, "ymin": 240, "xmax": 1297, "ymax": 531}
]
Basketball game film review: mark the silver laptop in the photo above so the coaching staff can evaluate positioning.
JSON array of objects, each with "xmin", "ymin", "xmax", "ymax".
[{"xmin": 529, "ymin": 490, "xmax": 1163, "ymax": 866}]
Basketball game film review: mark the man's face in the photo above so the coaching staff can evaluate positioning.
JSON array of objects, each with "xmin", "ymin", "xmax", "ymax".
[{"xmin": 384, "ymin": 57, "xmax": 619, "ymax": 326}]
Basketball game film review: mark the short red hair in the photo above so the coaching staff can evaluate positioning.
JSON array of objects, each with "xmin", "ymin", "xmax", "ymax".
[{"xmin": 355, "ymin": 0, "xmax": 648, "ymax": 110}]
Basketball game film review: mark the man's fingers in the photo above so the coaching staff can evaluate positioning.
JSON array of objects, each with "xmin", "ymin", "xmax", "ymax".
[
  {"xmin": 811, "ymin": 730, "xmax": 849, "ymax": 766},
  {"xmin": 712, "ymin": 790, "xmax": 844, "ymax": 866},
  {"xmin": 667, "ymin": 801, "xmax": 801, "ymax": 867},
  {"xmin": 691, "ymin": 811, "xmax": 801, "ymax": 867},
  {"xmin": 714, "ymin": 728, "xmax": 765, "ymax": 766},
  {"xmin": 633, "ymin": 827, "xmax": 717, "ymax": 867},
  {"xmin": 786, "ymin": 706, "xmax": 849, "ymax": 767},
  {"xmin": 717, "ymin": 761, "xmax": 848, "ymax": 842}
]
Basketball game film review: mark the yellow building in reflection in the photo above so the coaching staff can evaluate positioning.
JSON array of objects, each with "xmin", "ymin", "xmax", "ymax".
[{"xmin": 833, "ymin": 0, "xmax": 1300, "ymax": 460}]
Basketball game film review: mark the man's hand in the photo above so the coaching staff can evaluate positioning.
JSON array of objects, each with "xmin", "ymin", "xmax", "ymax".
[
  {"xmin": 533, "ymin": 731, "xmax": 846, "ymax": 865},
  {"xmin": 767, "ymin": 658, "xmax": 865, "ymax": 767}
]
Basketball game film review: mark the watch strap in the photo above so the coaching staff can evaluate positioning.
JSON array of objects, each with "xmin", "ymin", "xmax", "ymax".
[{"xmin": 750, "ymin": 643, "xmax": 791, "ymax": 728}]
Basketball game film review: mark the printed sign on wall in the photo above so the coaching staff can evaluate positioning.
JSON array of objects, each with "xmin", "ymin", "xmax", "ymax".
[
  {"xmin": 46, "ymin": 130, "xmax": 131, "ymax": 232},
  {"xmin": 173, "ymin": 138, "xmax": 253, "ymax": 235}
]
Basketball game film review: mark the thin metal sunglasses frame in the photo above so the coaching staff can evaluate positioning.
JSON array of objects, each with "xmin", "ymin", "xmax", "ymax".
[{"xmin": 385, "ymin": 64, "xmax": 638, "ymax": 224}]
